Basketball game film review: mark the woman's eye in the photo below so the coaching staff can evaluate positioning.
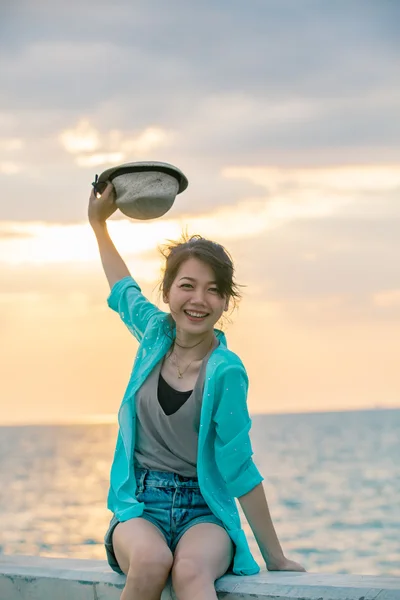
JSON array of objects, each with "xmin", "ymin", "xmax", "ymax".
[{"xmin": 180, "ymin": 284, "xmax": 218, "ymax": 293}]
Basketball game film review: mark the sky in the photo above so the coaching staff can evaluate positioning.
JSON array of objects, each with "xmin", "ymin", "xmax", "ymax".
[{"xmin": 1, "ymin": 0, "xmax": 399, "ymax": 424}]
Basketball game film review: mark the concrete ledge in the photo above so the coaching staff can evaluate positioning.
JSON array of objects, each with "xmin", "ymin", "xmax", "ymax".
[{"xmin": 0, "ymin": 555, "xmax": 399, "ymax": 599}]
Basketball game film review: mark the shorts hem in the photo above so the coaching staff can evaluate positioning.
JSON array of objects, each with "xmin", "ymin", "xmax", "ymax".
[
  {"xmin": 139, "ymin": 514, "xmax": 169, "ymax": 545},
  {"xmin": 104, "ymin": 514, "xmax": 169, "ymax": 575},
  {"xmin": 171, "ymin": 516, "xmax": 226, "ymax": 553}
]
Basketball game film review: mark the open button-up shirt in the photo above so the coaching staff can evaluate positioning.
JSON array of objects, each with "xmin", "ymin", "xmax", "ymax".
[{"xmin": 106, "ymin": 276, "xmax": 264, "ymax": 575}]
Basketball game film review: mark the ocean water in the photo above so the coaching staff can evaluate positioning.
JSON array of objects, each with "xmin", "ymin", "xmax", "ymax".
[{"xmin": 0, "ymin": 409, "xmax": 399, "ymax": 576}]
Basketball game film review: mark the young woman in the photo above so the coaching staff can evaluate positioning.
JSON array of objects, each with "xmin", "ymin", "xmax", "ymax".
[{"xmin": 89, "ymin": 183, "xmax": 305, "ymax": 600}]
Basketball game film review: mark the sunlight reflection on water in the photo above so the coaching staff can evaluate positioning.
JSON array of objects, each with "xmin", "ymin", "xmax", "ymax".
[{"xmin": 0, "ymin": 409, "xmax": 399, "ymax": 575}]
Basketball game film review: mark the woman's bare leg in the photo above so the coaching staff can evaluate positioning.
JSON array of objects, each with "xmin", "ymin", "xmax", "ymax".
[
  {"xmin": 171, "ymin": 523, "xmax": 233, "ymax": 600},
  {"xmin": 112, "ymin": 518, "xmax": 174, "ymax": 600}
]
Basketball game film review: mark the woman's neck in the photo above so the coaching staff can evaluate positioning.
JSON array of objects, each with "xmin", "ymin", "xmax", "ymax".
[{"xmin": 172, "ymin": 331, "xmax": 217, "ymax": 362}]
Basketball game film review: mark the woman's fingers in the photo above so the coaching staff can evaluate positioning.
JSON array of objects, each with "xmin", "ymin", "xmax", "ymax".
[
  {"xmin": 90, "ymin": 181, "xmax": 114, "ymax": 200},
  {"xmin": 100, "ymin": 181, "xmax": 115, "ymax": 200},
  {"xmin": 88, "ymin": 181, "xmax": 117, "ymax": 223}
]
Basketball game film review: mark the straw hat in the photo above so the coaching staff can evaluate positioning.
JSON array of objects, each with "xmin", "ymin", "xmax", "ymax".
[{"xmin": 93, "ymin": 161, "xmax": 189, "ymax": 220}]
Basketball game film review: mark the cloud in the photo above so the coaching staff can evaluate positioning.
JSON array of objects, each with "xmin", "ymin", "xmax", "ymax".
[
  {"xmin": 2, "ymin": 1, "xmax": 399, "ymax": 116},
  {"xmin": 75, "ymin": 153, "xmax": 125, "ymax": 168},
  {"xmin": 0, "ymin": 0, "xmax": 399, "ymax": 227},
  {"xmin": 0, "ymin": 137, "xmax": 25, "ymax": 174},
  {"xmin": 0, "ymin": 162, "xmax": 21, "ymax": 174},
  {"xmin": 59, "ymin": 120, "xmax": 173, "ymax": 168},
  {"xmin": 0, "ymin": 163, "xmax": 398, "ymax": 325},
  {"xmin": 223, "ymin": 165, "xmax": 400, "ymax": 196},
  {"xmin": 0, "ymin": 138, "xmax": 24, "ymax": 151},
  {"xmin": 59, "ymin": 120, "xmax": 101, "ymax": 154},
  {"xmin": 234, "ymin": 208, "xmax": 400, "ymax": 309},
  {"xmin": 1, "ymin": 162, "xmax": 399, "ymax": 248}
]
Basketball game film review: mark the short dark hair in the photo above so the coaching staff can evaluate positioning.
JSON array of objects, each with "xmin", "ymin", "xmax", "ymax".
[{"xmin": 157, "ymin": 232, "xmax": 244, "ymax": 329}]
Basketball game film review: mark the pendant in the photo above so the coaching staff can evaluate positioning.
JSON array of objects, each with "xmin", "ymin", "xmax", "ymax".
[{"xmin": 178, "ymin": 373, "xmax": 183, "ymax": 379}]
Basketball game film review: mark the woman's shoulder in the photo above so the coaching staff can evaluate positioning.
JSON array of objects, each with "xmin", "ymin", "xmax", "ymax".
[{"xmin": 212, "ymin": 344, "xmax": 247, "ymax": 373}]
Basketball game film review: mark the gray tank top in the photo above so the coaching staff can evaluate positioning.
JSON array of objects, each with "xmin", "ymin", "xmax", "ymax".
[{"xmin": 134, "ymin": 345, "xmax": 215, "ymax": 477}]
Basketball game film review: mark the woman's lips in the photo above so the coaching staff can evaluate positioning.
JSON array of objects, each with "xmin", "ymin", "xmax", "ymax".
[{"xmin": 184, "ymin": 310, "xmax": 209, "ymax": 322}]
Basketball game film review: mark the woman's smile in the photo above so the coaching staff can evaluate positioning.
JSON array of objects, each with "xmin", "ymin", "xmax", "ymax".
[{"xmin": 183, "ymin": 309, "xmax": 210, "ymax": 322}]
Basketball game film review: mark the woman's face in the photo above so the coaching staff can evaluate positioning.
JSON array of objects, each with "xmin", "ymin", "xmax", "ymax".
[{"xmin": 163, "ymin": 257, "xmax": 229, "ymax": 335}]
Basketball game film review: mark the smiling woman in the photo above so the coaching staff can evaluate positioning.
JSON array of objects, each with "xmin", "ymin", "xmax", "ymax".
[
  {"xmin": 157, "ymin": 232, "xmax": 243, "ymax": 334},
  {"xmin": 87, "ymin": 182, "xmax": 305, "ymax": 600}
]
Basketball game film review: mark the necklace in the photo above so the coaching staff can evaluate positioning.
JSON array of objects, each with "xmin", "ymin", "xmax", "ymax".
[
  {"xmin": 174, "ymin": 337, "xmax": 205, "ymax": 350},
  {"xmin": 169, "ymin": 338, "xmax": 214, "ymax": 379}
]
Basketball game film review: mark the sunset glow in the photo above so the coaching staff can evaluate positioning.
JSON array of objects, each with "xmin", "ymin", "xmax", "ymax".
[{"xmin": 1, "ymin": 3, "xmax": 399, "ymax": 425}]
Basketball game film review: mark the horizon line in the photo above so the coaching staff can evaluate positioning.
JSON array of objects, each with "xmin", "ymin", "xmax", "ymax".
[{"xmin": 0, "ymin": 405, "xmax": 398, "ymax": 427}]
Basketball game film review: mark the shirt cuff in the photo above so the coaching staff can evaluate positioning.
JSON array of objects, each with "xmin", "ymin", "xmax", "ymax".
[
  {"xmin": 106, "ymin": 276, "xmax": 138, "ymax": 312},
  {"xmin": 226, "ymin": 460, "xmax": 264, "ymax": 498}
]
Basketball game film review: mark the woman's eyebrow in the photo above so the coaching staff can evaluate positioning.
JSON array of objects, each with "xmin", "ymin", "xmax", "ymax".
[{"xmin": 179, "ymin": 276, "xmax": 217, "ymax": 284}]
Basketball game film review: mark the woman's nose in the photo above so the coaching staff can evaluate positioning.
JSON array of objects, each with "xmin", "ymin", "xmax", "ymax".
[{"xmin": 192, "ymin": 289, "xmax": 207, "ymax": 303}]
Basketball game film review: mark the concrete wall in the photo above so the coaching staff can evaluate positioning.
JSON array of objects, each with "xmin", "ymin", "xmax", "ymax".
[{"xmin": 0, "ymin": 555, "xmax": 399, "ymax": 599}]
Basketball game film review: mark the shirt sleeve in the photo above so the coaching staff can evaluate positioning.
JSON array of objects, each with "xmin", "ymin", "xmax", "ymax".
[
  {"xmin": 107, "ymin": 276, "xmax": 163, "ymax": 343},
  {"xmin": 213, "ymin": 364, "xmax": 264, "ymax": 498}
]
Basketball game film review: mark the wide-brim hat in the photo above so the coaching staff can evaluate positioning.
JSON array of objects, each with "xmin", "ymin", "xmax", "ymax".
[{"xmin": 93, "ymin": 161, "xmax": 189, "ymax": 220}]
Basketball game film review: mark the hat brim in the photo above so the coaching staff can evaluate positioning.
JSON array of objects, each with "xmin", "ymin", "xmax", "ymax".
[{"xmin": 97, "ymin": 161, "xmax": 188, "ymax": 194}]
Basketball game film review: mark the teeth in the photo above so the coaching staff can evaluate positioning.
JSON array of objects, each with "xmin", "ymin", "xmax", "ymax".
[{"xmin": 185, "ymin": 311, "xmax": 207, "ymax": 317}]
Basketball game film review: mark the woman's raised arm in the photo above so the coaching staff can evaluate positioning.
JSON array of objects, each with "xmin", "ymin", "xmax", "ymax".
[{"xmin": 89, "ymin": 182, "xmax": 131, "ymax": 290}]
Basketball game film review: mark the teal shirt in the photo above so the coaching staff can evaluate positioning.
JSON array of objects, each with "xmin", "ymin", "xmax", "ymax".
[{"xmin": 107, "ymin": 275, "xmax": 264, "ymax": 575}]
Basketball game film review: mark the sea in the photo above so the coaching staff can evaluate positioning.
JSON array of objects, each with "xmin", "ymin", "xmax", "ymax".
[{"xmin": 0, "ymin": 409, "xmax": 399, "ymax": 576}]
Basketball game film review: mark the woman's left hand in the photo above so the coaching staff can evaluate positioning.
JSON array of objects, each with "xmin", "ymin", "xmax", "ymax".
[{"xmin": 266, "ymin": 556, "xmax": 306, "ymax": 572}]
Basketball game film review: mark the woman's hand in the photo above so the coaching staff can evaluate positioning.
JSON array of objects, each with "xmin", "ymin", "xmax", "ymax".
[
  {"xmin": 266, "ymin": 556, "xmax": 306, "ymax": 572},
  {"xmin": 88, "ymin": 181, "xmax": 117, "ymax": 226}
]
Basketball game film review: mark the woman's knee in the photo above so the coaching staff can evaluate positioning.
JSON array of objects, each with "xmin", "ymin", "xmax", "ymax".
[
  {"xmin": 128, "ymin": 545, "xmax": 174, "ymax": 580},
  {"xmin": 124, "ymin": 548, "xmax": 173, "ymax": 600},
  {"xmin": 172, "ymin": 556, "xmax": 200, "ymax": 586}
]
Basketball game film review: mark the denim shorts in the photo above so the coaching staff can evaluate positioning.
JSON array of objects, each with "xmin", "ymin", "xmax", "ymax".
[{"xmin": 104, "ymin": 467, "xmax": 228, "ymax": 575}]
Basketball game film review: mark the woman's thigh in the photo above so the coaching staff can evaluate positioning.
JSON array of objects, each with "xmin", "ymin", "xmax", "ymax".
[
  {"xmin": 172, "ymin": 523, "xmax": 234, "ymax": 584},
  {"xmin": 112, "ymin": 517, "xmax": 174, "ymax": 578}
]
